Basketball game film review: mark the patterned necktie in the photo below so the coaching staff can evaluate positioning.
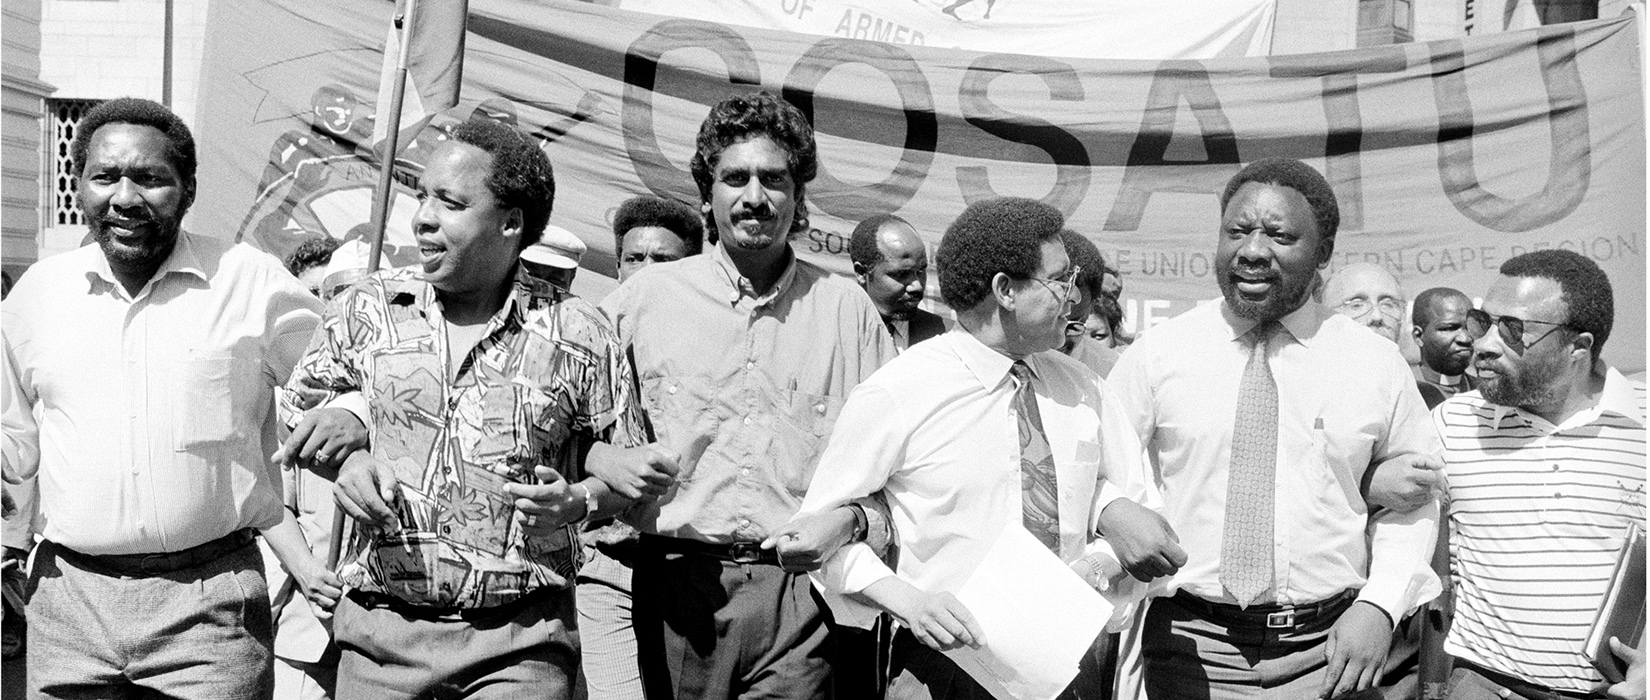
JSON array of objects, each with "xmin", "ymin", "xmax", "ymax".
[
  {"xmin": 1011, "ymin": 361, "xmax": 1061, "ymax": 553},
  {"xmin": 1220, "ymin": 322, "xmax": 1278, "ymax": 606}
]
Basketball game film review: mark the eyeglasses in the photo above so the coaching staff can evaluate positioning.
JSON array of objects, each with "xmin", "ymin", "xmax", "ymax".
[
  {"xmin": 1024, "ymin": 265, "xmax": 1081, "ymax": 305},
  {"xmin": 1465, "ymin": 308, "xmax": 1575, "ymax": 353},
  {"xmin": 1338, "ymin": 297, "xmax": 1404, "ymax": 321}
]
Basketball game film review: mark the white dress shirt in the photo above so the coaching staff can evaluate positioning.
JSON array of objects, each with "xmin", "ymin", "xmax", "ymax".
[
  {"xmin": 1107, "ymin": 300, "xmax": 1441, "ymax": 620},
  {"xmin": 3, "ymin": 234, "xmax": 321, "ymax": 555},
  {"xmin": 796, "ymin": 329, "xmax": 1162, "ymax": 628}
]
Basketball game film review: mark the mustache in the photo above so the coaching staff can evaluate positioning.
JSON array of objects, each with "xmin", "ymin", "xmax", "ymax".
[{"xmin": 731, "ymin": 203, "xmax": 775, "ymax": 221}]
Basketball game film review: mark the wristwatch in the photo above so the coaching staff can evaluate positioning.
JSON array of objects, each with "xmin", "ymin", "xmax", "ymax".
[
  {"xmin": 846, "ymin": 502, "xmax": 869, "ymax": 543},
  {"xmin": 577, "ymin": 483, "xmax": 599, "ymax": 525}
]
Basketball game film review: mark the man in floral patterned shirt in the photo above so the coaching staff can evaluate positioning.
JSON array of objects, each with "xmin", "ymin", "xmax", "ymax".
[{"xmin": 281, "ymin": 119, "xmax": 668, "ymax": 699}]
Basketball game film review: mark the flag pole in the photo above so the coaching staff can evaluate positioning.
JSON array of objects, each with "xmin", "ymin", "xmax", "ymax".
[
  {"xmin": 328, "ymin": 0, "xmax": 418, "ymax": 572},
  {"xmin": 364, "ymin": 0, "xmax": 418, "ymax": 277}
]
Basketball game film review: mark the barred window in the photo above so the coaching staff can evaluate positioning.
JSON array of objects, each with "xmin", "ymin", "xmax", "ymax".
[{"xmin": 47, "ymin": 98, "xmax": 102, "ymax": 226}]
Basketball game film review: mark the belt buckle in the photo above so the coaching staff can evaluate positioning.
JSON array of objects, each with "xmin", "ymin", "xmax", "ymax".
[
  {"xmin": 1265, "ymin": 610, "xmax": 1295, "ymax": 629},
  {"xmin": 728, "ymin": 542, "xmax": 762, "ymax": 564}
]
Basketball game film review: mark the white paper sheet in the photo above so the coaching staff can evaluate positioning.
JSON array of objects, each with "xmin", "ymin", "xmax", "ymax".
[{"xmin": 944, "ymin": 524, "xmax": 1113, "ymax": 700}]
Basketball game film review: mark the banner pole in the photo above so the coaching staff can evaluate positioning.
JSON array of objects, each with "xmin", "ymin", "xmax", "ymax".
[{"xmin": 328, "ymin": 0, "xmax": 418, "ymax": 572}]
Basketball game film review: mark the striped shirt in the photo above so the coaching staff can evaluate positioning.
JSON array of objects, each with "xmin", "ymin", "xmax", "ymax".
[{"xmin": 1437, "ymin": 367, "xmax": 1646, "ymax": 693}]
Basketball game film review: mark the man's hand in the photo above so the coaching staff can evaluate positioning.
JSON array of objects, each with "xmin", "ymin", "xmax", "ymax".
[
  {"xmin": 1363, "ymin": 453, "xmax": 1445, "ymax": 513},
  {"xmin": 894, "ymin": 590, "xmax": 985, "ymax": 652},
  {"xmin": 291, "ymin": 562, "xmax": 344, "ymax": 619},
  {"xmin": 1069, "ymin": 552, "xmax": 1124, "ymax": 591},
  {"xmin": 333, "ymin": 451, "xmax": 401, "ymax": 530},
  {"xmin": 1603, "ymin": 637, "xmax": 1646, "ymax": 700},
  {"xmin": 761, "ymin": 507, "xmax": 857, "ymax": 573},
  {"xmin": 584, "ymin": 442, "xmax": 678, "ymax": 502},
  {"xmin": 1096, "ymin": 498, "xmax": 1187, "ymax": 582},
  {"xmin": 274, "ymin": 408, "xmax": 369, "ymax": 472},
  {"xmin": 1320, "ymin": 601, "xmax": 1394, "ymax": 699},
  {"xmin": 502, "ymin": 466, "xmax": 586, "ymax": 537}
]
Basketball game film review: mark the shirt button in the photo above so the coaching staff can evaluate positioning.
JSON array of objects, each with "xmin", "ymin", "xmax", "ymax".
[
  {"xmin": 745, "ymin": 361, "xmax": 756, "ymax": 370},
  {"xmin": 1552, "ymin": 464, "xmax": 1560, "ymax": 471},
  {"xmin": 743, "ymin": 416, "xmax": 752, "ymax": 425},
  {"xmin": 740, "ymin": 467, "xmax": 751, "ymax": 476},
  {"xmin": 815, "ymin": 404, "xmax": 826, "ymax": 414},
  {"xmin": 668, "ymin": 385, "xmax": 678, "ymax": 395},
  {"xmin": 738, "ymin": 518, "xmax": 750, "ymax": 527}
]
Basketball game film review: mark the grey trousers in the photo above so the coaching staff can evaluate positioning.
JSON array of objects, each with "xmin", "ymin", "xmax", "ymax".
[{"xmin": 26, "ymin": 539, "xmax": 274, "ymax": 700}]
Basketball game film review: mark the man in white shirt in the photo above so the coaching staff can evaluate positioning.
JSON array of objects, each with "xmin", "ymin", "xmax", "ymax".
[
  {"xmin": 2, "ymin": 97, "xmax": 323, "ymax": 698},
  {"xmin": 1435, "ymin": 249, "xmax": 1644, "ymax": 700},
  {"xmin": 1107, "ymin": 158, "xmax": 1442, "ymax": 700},
  {"xmin": 792, "ymin": 197, "xmax": 1183, "ymax": 699}
]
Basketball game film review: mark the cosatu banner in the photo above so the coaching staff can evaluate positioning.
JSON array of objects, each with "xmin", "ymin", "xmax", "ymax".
[{"xmin": 194, "ymin": 1, "xmax": 1646, "ymax": 371}]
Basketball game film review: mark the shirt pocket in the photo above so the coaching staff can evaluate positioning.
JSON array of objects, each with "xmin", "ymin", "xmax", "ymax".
[
  {"xmin": 773, "ymin": 390, "xmax": 844, "ymax": 498},
  {"xmin": 1308, "ymin": 428, "xmax": 1375, "ymax": 514},
  {"xmin": 172, "ymin": 348, "xmax": 242, "ymax": 451}
]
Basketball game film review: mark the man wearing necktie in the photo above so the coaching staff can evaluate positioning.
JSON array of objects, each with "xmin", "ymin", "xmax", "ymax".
[
  {"xmin": 790, "ymin": 197, "xmax": 1182, "ymax": 699},
  {"xmin": 1107, "ymin": 159, "xmax": 1443, "ymax": 699}
]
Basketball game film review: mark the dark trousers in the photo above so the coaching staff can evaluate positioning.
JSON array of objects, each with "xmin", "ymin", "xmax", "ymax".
[
  {"xmin": 1444, "ymin": 661, "xmax": 1602, "ymax": 700},
  {"xmin": 885, "ymin": 628, "xmax": 1112, "ymax": 700},
  {"xmin": 1142, "ymin": 591, "xmax": 1383, "ymax": 700},
  {"xmin": 633, "ymin": 549, "xmax": 855, "ymax": 700}
]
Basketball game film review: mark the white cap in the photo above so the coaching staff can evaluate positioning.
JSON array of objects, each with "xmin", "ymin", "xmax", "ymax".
[
  {"xmin": 320, "ymin": 239, "xmax": 388, "ymax": 298},
  {"xmin": 520, "ymin": 224, "xmax": 586, "ymax": 269}
]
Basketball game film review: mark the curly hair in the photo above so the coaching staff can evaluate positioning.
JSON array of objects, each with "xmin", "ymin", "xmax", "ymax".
[
  {"xmin": 1058, "ymin": 229, "xmax": 1109, "ymax": 303},
  {"xmin": 71, "ymin": 97, "xmax": 198, "ymax": 186},
  {"xmin": 849, "ymin": 214, "xmax": 910, "ymax": 270},
  {"xmin": 937, "ymin": 198, "xmax": 1065, "ymax": 311},
  {"xmin": 283, "ymin": 234, "xmax": 341, "ymax": 277},
  {"xmin": 1219, "ymin": 158, "xmax": 1339, "ymax": 241},
  {"xmin": 449, "ymin": 119, "xmax": 555, "ymax": 250},
  {"xmin": 1499, "ymin": 249, "xmax": 1614, "ymax": 359},
  {"xmin": 612, "ymin": 195, "xmax": 705, "ymax": 256},
  {"xmin": 689, "ymin": 91, "xmax": 817, "ymax": 235}
]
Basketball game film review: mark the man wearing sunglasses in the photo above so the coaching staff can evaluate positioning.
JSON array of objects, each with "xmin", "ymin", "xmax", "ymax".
[
  {"xmin": 1433, "ymin": 249, "xmax": 1644, "ymax": 700},
  {"xmin": 1109, "ymin": 158, "xmax": 1443, "ymax": 700}
]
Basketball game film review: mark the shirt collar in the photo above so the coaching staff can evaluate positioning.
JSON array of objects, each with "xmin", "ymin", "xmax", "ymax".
[
  {"xmin": 386, "ymin": 265, "xmax": 530, "ymax": 328},
  {"xmin": 86, "ymin": 231, "xmax": 208, "ymax": 297},
  {"xmin": 712, "ymin": 243, "xmax": 798, "ymax": 308},
  {"xmin": 1487, "ymin": 365, "xmax": 1644, "ymax": 431},
  {"xmin": 1219, "ymin": 298, "xmax": 1324, "ymax": 348},
  {"xmin": 950, "ymin": 328, "xmax": 1032, "ymax": 391}
]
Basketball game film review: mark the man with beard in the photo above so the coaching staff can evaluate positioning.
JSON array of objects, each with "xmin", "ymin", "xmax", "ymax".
[
  {"xmin": 1107, "ymin": 158, "xmax": 1442, "ymax": 699},
  {"xmin": 851, "ymin": 214, "xmax": 946, "ymax": 352},
  {"xmin": 1411, "ymin": 287, "xmax": 1477, "ymax": 409},
  {"xmin": 1324, "ymin": 262, "xmax": 1407, "ymax": 346},
  {"xmin": 2, "ymin": 97, "xmax": 323, "ymax": 698},
  {"xmin": 1434, "ymin": 249, "xmax": 1644, "ymax": 700},
  {"xmin": 600, "ymin": 91, "xmax": 897, "ymax": 699}
]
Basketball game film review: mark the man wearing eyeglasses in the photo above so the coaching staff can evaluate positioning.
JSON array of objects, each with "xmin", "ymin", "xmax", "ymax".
[
  {"xmin": 1108, "ymin": 158, "xmax": 1442, "ymax": 700},
  {"xmin": 1433, "ymin": 249, "xmax": 1644, "ymax": 700},
  {"xmin": 790, "ymin": 197, "xmax": 1177, "ymax": 698},
  {"xmin": 1324, "ymin": 262, "xmax": 1407, "ymax": 345}
]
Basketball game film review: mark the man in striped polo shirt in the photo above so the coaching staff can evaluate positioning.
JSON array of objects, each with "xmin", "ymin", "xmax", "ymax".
[{"xmin": 1436, "ymin": 249, "xmax": 1645, "ymax": 699}]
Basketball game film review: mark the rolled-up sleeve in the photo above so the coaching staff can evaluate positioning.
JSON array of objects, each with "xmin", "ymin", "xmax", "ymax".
[{"xmin": 1358, "ymin": 352, "xmax": 1444, "ymax": 620}]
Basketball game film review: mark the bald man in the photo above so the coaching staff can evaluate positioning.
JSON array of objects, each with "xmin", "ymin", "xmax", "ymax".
[
  {"xmin": 1411, "ymin": 287, "xmax": 1478, "ymax": 410},
  {"xmin": 1324, "ymin": 262, "xmax": 1406, "ymax": 344},
  {"xmin": 851, "ymin": 214, "xmax": 946, "ymax": 351}
]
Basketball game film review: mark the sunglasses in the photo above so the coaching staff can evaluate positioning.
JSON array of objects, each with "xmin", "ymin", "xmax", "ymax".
[{"xmin": 1465, "ymin": 308, "xmax": 1575, "ymax": 353}]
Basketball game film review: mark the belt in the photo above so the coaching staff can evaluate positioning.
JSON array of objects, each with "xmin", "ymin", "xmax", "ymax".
[
  {"xmin": 1454, "ymin": 659, "xmax": 1601, "ymax": 700},
  {"xmin": 348, "ymin": 586, "xmax": 558, "ymax": 621},
  {"xmin": 53, "ymin": 529, "xmax": 257, "ymax": 578},
  {"xmin": 640, "ymin": 534, "xmax": 780, "ymax": 566},
  {"xmin": 1171, "ymin": 589, "xmax": 1357, "ymax": 630}
]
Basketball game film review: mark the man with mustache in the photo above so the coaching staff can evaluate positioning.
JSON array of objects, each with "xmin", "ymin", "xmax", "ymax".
[
  {"xmin": 1411, "ymin": 287, "xmax": 1478, "ymax": 410},
  {"xmin": 2, "ymin": 97, "xmax": 324, "ymax": 698},
  {"xmin": 1107, "ymin": 158, "xmax": 1442, "ymax": 699},
  {"xmin": 600, "ymin": 91, "xmax": 897, "ymax": 699},
  {"xmin": 851, "ymin": 214, "xmax": 946, "ymax": 353},
  {"xmin": 1433, "ymin": 249, "xmax": 1644, "ymax": 700}
]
